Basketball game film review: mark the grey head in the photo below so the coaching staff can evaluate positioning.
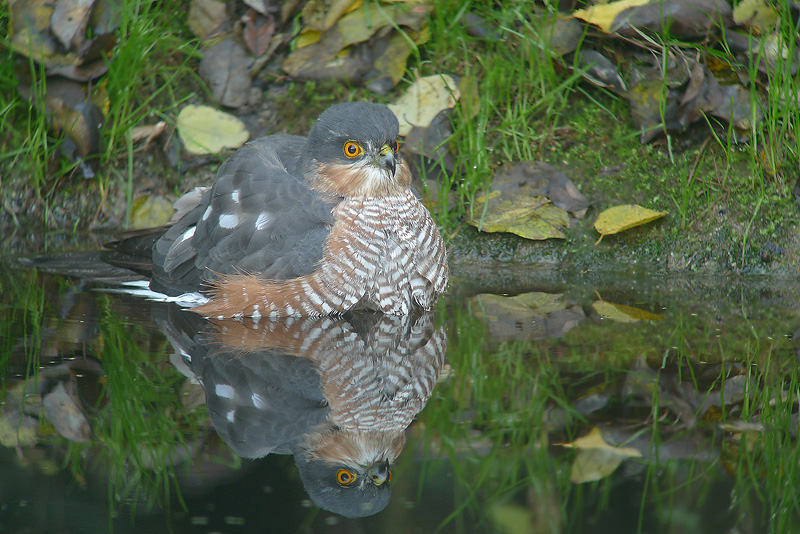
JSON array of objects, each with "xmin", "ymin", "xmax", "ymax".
[{"xmin": 302, "ymin": 102, "xmax": 407, "ymax": 197}]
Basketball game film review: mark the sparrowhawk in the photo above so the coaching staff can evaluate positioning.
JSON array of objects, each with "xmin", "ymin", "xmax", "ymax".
[{"xmin": 149, "ymin": 102, "xmax": 448, "ymax": 318}]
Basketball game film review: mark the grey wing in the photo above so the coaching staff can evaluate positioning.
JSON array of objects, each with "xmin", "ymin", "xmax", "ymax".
[
  {"xmin": 195, "ymin": 349, "xmax": 330, "ymax": 459},
  {"xmin": 151, "ymin": 135, "xmax": 336, "ymax": 295}
]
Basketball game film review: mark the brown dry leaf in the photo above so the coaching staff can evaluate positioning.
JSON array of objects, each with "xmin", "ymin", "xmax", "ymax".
[
  {"xmin": 176, "ymin": 104, "xmax": 249, "ymax": 155},
  {"xmin": 128, "ymin": 121, "xmax": 166, "ymax": 146},
  {"xmin": 592, "ymin": 300, "xmax": 664, "ymax": 322},
  {"xmin": 539, "ymin": 15, "xmax": 584, "ymax": 57},
  {"xmin": 198, "ymin": 37, "xmax": 253, "ymax": 108},
  {"xmin": 244, "ymin": 0, "xmax": 279, "ymax": 16},
  {"xmin": 404, "ymin": 109, "xmax": 455, "ymax": 170},
  {"xmin": 591, "ymin": 0, "xmax": 733, "ymax": 39},
  {"xmin": 594, "ymin": 204, "xmax": 667, "ymax": 236},
  {"xmin": 365, "ymin": 31, "xmax": 414, "ymax": 95},
  {"xmin": 575, "ymin": 49, "xmax": 627, "ymax": 94},
  {"xmin": 562, "ymin": 427, "xmax": 642, "ymax": 484},
  {"xmin": 388, "ymin": 74, "xmax": 459, "ymax": 136},
  {"xmin": 51, "ymin": 0, "xmax": 94, "ymax": 50},
  {"xmin": 43, "ymin": 381, "xmax": 91, "ymax": 443},
  {"xmin": 243, "ymin": 10, "xmax": 275, "ymax": 57},
  {"xmin": 188, "ymin": 0, "xmax": 227, "ymax": 39}
]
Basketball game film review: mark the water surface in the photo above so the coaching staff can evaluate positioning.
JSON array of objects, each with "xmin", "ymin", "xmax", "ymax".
[{"xmin": 2, "ymin": 248, "xmax": 799, "ymax": 533}]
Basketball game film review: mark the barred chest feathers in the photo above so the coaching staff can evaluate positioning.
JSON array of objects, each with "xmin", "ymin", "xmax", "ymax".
[{"xmin": 193, "ymin": 190, "xmax": 448, "ymax": 318}]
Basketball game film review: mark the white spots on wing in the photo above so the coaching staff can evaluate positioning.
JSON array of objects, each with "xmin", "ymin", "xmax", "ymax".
[
  {"xmin": 216, "ymin": 384, "xmax": 235, "ymax": 399},
  {"xmin": 251, "ymin": 393, "xmax": 266, "ymax": 409},
  {"xmin": 178, "ymin": 226, "xmax": 195, "ymax": 243},
  {"xmin": 231, "ymin": 189, "xmax": 240, "ymax": 203},
  {"xmin": 255, "ymin": 211, "xmax": 272, "ymax": 230},
  {"xmin": 226, "ymin": 409, "xmax": 236, "ymax": 422},
  {"xmin": 202, "ymin": 206, "xmax": 213, "ymax": 221},
  {"xmin": 218, "ymin": 213, "xmax": 239, "ymax": 229}
]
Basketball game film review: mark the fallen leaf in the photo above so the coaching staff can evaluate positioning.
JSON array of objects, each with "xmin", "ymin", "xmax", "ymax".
[
  {"xmin": 364, "ymin": 31, "xmax": 414, "ymax": 95},
  {"xmin": 734, "ymin": 0, "xmax": 778, "ymax": 35},
  {"xmin": 198, "ymin": 37, "xmax": 254, "ymax": 108},
  {"xmin": 9, "ymin": 0, "xmax": 59, "ymax": 63},
  {"xmin": 244, "ymin": 0, "xmax": 279, "ymax": 16},
  {"xmin": 128, "ymin": 121, "xmax": 166, "ymax": 146},
  {"xmin": 473, "ymin": 292, "xmax": 567, "ymax": 322},
  {"xmin": 43, "ymin": 381, "xmax": 91, "ymax": 442},
  {"xmin": 472, "ymin": 293, "xmax": 585, "ymax": 340},
  {"xmin": 176, "ymin": 104, "xmax": 249, "ymax": 154},
  {"xmin": 592, "ymin": 300, "xmax": 664, "ymax": 322},
  {"xmin": 0, "ymin": 411, "xmax": 39, "ymax": 447},
  {"xmin": 130, "ymin": 195, "xmax": 175, "ymax": 229},
  {"xmin": 302, "ymin": 0, "xmax": 362, "ymax": 32},
  {"xmin": 243, "ymin": 11, "xmax": 275, "ymax": 57},
  {"xmin": 573, "ymin": 0, "xmax": 650, "ymax": 32},
  {"xmin": 540, "ymin": 14, "xmax": 585, "ymax": 57},
  {"xmin": 562, "ymin": 427, "xmax": 642, "ymax": 483},
  {"xmin": 50, "ymin": 0, "xmax": 93, "ymax": 50},
  {"xmin": 574, "ymin": 49, "xmax": 627, "ymax": 94},
  {"xmin": 388, "ymin": 74, "xmax": 459, "ymax": 136},
  {"xmin": 470, "ymin": 194, "xmax": 569, "ymax": 240},
  {"xmin": 282, "ymin": 2, "xmax": 428, "ymax": 89},
  {"xmin": 594, "ymin": 204, "xmax": 667, "ymax": 237},
  {"xmin": 188, "ymin": 0, "xmax": 227, "ymax": 39}
]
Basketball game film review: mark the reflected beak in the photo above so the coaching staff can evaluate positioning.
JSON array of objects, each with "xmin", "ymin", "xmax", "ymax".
[
  {"xmin": 377, "ymin": 144, "xmax": 396, "ymax": 177},
  {"xmin": 368, "ymin": 460, "xmax": 390, "ymax": 486}
]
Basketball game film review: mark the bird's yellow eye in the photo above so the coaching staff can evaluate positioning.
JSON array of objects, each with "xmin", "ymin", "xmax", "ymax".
[
  {"xmin": 392, "ymin": 140, "xmax": 399, "ymax": 153},
  {"xmin": 343, "ymin": 141, "xmax": 363, "ymax": 158},
  {"xmin": 387, "ymin": 469, "xmax": 392, "ymax": 482},
  {"xmin": 337, "ymin": 469, "xmax": 357, "ymax": 485}
]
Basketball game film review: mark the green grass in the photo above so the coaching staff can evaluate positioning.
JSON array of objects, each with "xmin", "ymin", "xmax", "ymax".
[
  {"xmin": 415, "ymin": 286, "xmax": 800, "ymax": 533},
  {"xmin": 0, "ymin": 0, "xmax": 199, "ymax": 227},
  {"xmin": 1, "ymin": 0, "xmax": 799, "ymax": 272}
]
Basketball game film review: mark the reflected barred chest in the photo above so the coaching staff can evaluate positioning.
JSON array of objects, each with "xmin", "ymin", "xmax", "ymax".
[{"xmin": 194, "ymin": 190, "xmax": 448, "ymax": 318}]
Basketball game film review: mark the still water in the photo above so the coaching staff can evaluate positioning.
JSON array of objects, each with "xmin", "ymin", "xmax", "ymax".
[{"xmin": 2, "ymin": 247, "xmax": 799, "ymax": 533}]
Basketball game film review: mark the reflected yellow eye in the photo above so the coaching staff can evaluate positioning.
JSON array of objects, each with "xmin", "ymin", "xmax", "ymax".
[
  {"xmin": 387, "ymin": 469, "xmax": 392, "ymax": 482},
  {"xmin": 343, "ymin": 141, "xmax": 363, "ymax": 158},
  {"xmin": 337, "ymin": 469, "xmax": 357, "ymax": 485}
]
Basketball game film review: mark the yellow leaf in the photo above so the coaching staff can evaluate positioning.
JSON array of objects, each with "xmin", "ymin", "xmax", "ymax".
[
  {"xmin": 594, "ymin": 204, "xmax": 666, "ymax": 236},
  {"xmin": 732, "ymin": 0, "xmax": 778, "ymax": 35},
  {"xmin": 295, "ymin": 29, "xmax": 322, "ymax": 49},
  {"xmin": 473, "ymin": 292, "xmax": 566, "ymax": 322},
  {"xmin": 130, "ymin": 195, "xmax": 175, "ymax": 230},
  {"xmin": 470, "ymin": 195, "xmax": 569, "ymax": 240},
  {"xmin": 573, "ymin": 0, "xmax": 650, "ymax": 32},
  {"xmin": 176, "ymin": 105, "xmax": 249, "ymax": 155},
  {"xmin": 388, "ymin": 74, "xmax": 459, "ymax": 136},
  {"xmin": 562, "ymin": 427, "xmax": 642, "ymax": 484},
  {"xmin": 592, "ymin": 301, "xmax": 664, "ymax": 323}
]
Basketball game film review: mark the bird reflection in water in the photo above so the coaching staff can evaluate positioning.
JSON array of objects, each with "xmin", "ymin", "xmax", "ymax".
[{"xmin": 158, "ymin": 309, "xmax": 446, "ymax": 518}]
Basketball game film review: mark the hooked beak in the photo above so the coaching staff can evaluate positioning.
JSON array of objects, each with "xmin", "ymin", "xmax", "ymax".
[
  {"xmin": 368, "ymin": 460, "xmax": 391, "ymax": 486},
  {"xmin": 376, "ymin": 144, "xmax": 396, "ymax": 177}
]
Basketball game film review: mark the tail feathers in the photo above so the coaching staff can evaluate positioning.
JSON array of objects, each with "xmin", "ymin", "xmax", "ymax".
[{"xmin": 20, "ymin": 252, "xmax": 145, "ymax": 284}]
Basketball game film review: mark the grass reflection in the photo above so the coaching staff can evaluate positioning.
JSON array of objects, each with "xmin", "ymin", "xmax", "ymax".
[{"xmin": 418, "ymin": 293, "xmax": 800, "ymax": 533}]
